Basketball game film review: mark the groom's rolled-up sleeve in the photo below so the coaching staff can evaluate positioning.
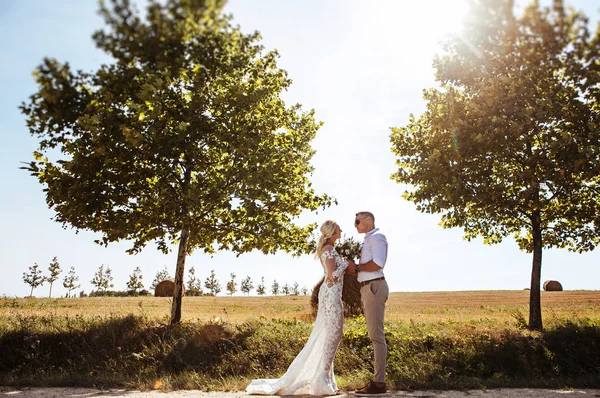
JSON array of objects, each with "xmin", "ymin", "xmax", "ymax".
[{"xmin": 371, "ymin": 235, "xmax": 388, "ymax": 268}]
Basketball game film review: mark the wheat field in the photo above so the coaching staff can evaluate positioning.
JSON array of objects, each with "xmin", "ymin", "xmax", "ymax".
[{"xmin": 3, "ymin": 290, "xmax": 599, "ymax": 324}]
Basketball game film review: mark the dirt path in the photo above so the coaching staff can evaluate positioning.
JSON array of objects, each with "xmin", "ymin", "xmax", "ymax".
[{"xmin": 2, "ymin": 388, "xmax": 600, "ymax": 398}]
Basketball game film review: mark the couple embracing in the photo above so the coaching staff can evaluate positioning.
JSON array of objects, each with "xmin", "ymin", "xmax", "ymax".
[{"xmin": 247, "ymin": 212, "xmax": 389, "ymax": 396}]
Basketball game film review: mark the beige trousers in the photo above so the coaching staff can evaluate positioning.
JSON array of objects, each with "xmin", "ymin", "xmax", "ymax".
[{"xmin": 360, "ymin": 279, "xmax": 389, "ymax": 383}]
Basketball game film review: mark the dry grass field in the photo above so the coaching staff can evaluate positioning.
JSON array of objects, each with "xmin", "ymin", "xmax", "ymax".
[{"xmin": 3, "ymin": 290, "xmax": 599, "ymax": 325}]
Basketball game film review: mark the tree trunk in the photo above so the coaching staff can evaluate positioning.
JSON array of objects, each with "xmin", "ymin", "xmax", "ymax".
[
  {"xmin": 49, "ymin": 282, "xmax": 53, "ymax": 298},
  {"xmin": 170, "ymin": 223, "xmax": 190, "ymax": 325},
  {"xmin": 528, "ymin": 209, "xmax": 543, "ymax": 331},
  {"xmin": 30, "ymin": 286, "xmax": 34, "ymax": 297}
]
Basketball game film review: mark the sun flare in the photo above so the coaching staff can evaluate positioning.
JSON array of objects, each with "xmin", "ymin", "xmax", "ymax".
[{"xmin": 363, "ymin": 0, "xmax": 470, "ymax": 56}]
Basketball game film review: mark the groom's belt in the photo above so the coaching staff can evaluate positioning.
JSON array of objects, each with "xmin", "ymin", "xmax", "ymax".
[{"xmin": 359, "ymin": 277, "xmax": 385, "ymax": 287}]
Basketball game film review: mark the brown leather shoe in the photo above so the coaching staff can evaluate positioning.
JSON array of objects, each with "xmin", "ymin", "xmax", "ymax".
[{"xmin": 354, "ymin": 381, "xmax": 387, "ymax": 396}]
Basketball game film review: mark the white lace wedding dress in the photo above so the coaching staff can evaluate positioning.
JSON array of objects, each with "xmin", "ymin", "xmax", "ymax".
[{"xmin": 246, "ymin": 249, "xmax": 348, "ymax": 396}]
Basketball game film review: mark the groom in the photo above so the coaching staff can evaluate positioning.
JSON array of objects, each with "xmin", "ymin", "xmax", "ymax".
[{"xmin": 348, "ymin": 211, "xmax": 389, "ymax": 396}]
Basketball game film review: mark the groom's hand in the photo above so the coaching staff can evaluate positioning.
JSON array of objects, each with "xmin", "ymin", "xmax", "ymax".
[{"xmin": 345, "ymin": 259, "xmax": 357, "ymax": 275}]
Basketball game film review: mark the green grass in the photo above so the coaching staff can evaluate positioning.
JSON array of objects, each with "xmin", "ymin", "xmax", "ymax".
[{"xmin": 1, "ymin": 310, "xmax": 600, "ymax": 391}]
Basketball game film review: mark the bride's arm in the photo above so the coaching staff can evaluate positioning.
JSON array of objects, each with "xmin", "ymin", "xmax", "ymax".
[{"xmin": 332, "ymin": 257, "xmax": 349, "ymax": 280}]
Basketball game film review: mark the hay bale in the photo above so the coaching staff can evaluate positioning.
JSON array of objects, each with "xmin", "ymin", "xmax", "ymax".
[
  {"xmin": 310, "ymin": 278, "xmax": 321, "ymax": 314},
  {"xmin": 154, "ymin": 278, "xmax": 185, "ymax": 297},
  {"xmin": 543, "ymin": 280, "xmax": 563, "ymax": 291},
  {"xmin": 311, "ymin": 274, "xmax": 363, "ymax": 318}
]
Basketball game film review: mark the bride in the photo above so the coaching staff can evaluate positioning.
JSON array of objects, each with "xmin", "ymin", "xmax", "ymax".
[{"xmin": 246, "ymin": 220, "xmax": 349, "ymax": 396}]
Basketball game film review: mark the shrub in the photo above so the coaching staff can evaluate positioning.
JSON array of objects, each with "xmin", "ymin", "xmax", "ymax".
[{"xmin": 1, "ymin": 314, "xmax": 599, "ymax": 390}]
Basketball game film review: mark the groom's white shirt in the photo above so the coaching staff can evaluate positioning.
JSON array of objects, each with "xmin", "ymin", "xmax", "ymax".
[{"xmin": 358, "ymin": 228, "xmax": 388, "ymax": 283}]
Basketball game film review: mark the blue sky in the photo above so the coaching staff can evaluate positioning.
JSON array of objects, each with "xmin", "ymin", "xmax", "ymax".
[{"xmin": 1, "ymin": 0, "xmax": 599, "ymax": 298}]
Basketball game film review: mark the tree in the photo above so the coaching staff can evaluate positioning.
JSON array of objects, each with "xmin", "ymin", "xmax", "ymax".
[
  {"xmin": 187, "ymin": 266, "xmax": 197, "ymax": 292},
  {"xmin": 193, "ymin": 278, "xmax": 204, "ymax": 295},
  {"xmin": 271, "ymin": 280, "xmax": 280, "ymax": 296},
  {"xmin": 47, "ymin": 256, "xmax": 62, "ymax": 298},
  {"xmin": 126, "ymin": 266, "xmax": 144, "ymax": 294},
  {"xmin": 204, "ymin": 269, "xmax": 222, "ymax": 296},
  {"xmin": 151, "ymin": 266, "xmax": 171, "ymax": 291},
  {"xmin": 22, "ymin": 263, "xmax": 46, "ymax": 297},
  {"xmin": 91, "ymin": 264, "xmax": 114, "ymax": 292},
  {"xmin": 186, "ymin": 266, "xmax": 203, "ymax": 296},
  {"xmin": 256, "ymin": 277, "xmax": 266, "ymax": 296},
  {"xmin": 226, "ymin": 273, "xmax": 237, "ymax": 296},
  {"xmin": 301, "ymin": 286, "xmax": 308, "ymax": 296},
  {"xmin": 281, "ymin": 283, "xmax": 290, "ymax": 296},
  {"xmin": 20, "ymin": 0, "xmax": 332, "ymax": 325},
  {"xmin": 390, "ymin": 0, "xmax": 600, "ymax": 331},
  {"xmin": 240, "ymin": 275, "xmax": 253, "ymax": 296},
  {"xmin": 63, "ymin": 266, "xmax": 80, "ymax": 298},
  {"xmin": 291, "ymin": 282, "xmax": 299, "ymax": 296}
]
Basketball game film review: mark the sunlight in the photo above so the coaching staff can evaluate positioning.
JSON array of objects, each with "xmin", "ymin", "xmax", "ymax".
[
  {"xmin": 343, "ymin": 0, "xmax": 472, "ymax": 85},
  {"xmin": 361, "ymin": 0, "xmax": 470, "ymax": 57},
  {"xmin": 398, "ymin": 0, "xmax": 470, "ymax": 42}
]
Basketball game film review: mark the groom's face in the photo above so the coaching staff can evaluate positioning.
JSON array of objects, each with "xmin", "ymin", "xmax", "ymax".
[{"xmin": 354, "ymin": 215, "xmax": 371, "ymax": 233}]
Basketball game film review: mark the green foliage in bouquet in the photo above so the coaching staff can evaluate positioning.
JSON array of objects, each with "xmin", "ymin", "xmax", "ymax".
[
  {"xmin": 334, "ymin": 236, "xmax": 362, "ymax": 262},
  {"xmin": 311, "ymin": 235, "xmax": 363, "ymax": 318}
]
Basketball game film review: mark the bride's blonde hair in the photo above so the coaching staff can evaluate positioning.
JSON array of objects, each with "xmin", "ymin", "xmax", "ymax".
[{"xmin": 314, "ymin": 220, "xmax": 338, "ymax": 259}]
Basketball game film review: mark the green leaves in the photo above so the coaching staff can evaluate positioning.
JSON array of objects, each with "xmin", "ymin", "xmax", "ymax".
[{"xmin": 22, "ymin": 0, "xmax": 331, "ymax": 258}]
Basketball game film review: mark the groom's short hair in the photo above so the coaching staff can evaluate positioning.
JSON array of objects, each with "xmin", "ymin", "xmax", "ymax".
[{"xmin": 356, "ymin": 211, "xmax": 374, "ymax": 222}]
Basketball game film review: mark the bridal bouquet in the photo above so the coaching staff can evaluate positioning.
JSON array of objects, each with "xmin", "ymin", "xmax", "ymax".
[{"xmin": 335, "ymin": 235, "xmax": 362, "ymax": 261}]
